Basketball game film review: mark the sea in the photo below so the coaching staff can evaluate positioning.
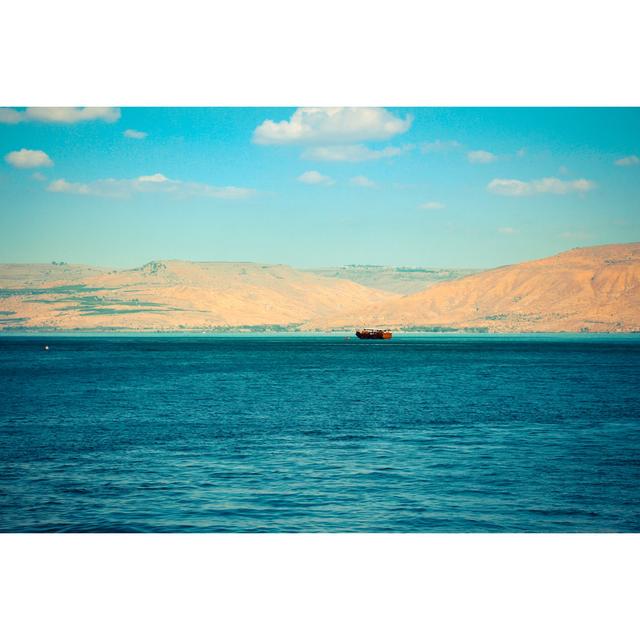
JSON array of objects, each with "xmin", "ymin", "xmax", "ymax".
[{"xmin": 1, "ymin": 334, "xmax": 639, "ymax": 532}]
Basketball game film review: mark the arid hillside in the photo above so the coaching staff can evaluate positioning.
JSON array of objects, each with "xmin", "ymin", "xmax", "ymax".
[
  {"xmin": 307, "ymin": 243, "xmax": 640, "ymax": 332},
  {"xmin": 0, "ymin": 260, "xmax": 398, "ymax": 331},
  {"xmin": 303, "ymin": 265, "xmax": 481, "ymax": 294},
  {"xmin": 1, "ymin": 243, "xmax": 639, "ymax": 332}
]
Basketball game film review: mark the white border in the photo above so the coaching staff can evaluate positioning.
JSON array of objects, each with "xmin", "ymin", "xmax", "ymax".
[
  {"xmin": 1, "ymin": 534, "xmax": 638, "ymax": 639},
  {"xmin": 1, "ymin": 0, "xmax": 639, "ymax": 106}
]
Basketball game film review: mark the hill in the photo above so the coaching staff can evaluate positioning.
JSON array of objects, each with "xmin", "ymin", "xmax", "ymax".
[
  {"xmin": 306, "ymin": 243, "xmax": 640, "ymax": 333},
  {"xmin": 302, "ymin": 265, "xmax": 481, "ymax": 294},
  {"xmin": 2, "ymin": 243, "xmax": 639, "ymax": 333},
  {"xmin": 0, "ymin": 260, "xmax": 398, "ymax": 331}
]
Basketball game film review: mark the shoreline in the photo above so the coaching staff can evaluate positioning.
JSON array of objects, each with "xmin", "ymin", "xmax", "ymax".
[{"xmin": 1, "ymin": 330, "xmax": 639, "ymax": 339}]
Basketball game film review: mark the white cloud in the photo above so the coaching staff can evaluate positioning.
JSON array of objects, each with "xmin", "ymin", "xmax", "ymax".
[
  {"xmin": 0, "ymin": 109, "xmax": 23, "ymax": 124},
  {"xmin": 303, "ymin": 144, "xmax": 404, "ymax": 162},
  {"xmin": 614, "ymin": 155, "xmax": 639, "ymax": 166},
  {"xmin": 253, "ymin": 107, "xmax": 412, "ymax": 145},
  {"xmin": 487, "ymin": 177, "xmax": 595, "ymax": 197},
  {"xmin": 467, "ymin": 149, "xmax": 497, "ymax": 164},
  {"xmin": 48, "ymin": 179, "xmax": 92, "ymax": 195},
  {"xmin": 137, "ymin": 173, "xmax": 169, "ymax": 183},
  {"xmin": 47, "ymin": 174, "xmax": 254, "ymax": 199},
  {"xmin": 420, "ymin": 140, "xmax": 462, "ymax": 153},
  {"xmin": 124, "ymin": 129, "xmax": 148, "ymax": 139},
  {"xmin": 0, "ymin": 107, "xmax": 121, "ymax": 124},
  {"xmin": 5, "ymin": 148, "xmax": 53, "ymax": 168},
  {"xmin": 498, "ymin": 227, "xmax": 518, "ymax": 235},
  {"xmin": 419, "ymin": 201, "xmax": 445, "ymax": 210},
  {"xmin": 297, "ymin": 170, "xmax": 334, "ymax": 186},
  {"xmin": 350, "ymin": 175, "xmax": 375, "ymax": 188}
]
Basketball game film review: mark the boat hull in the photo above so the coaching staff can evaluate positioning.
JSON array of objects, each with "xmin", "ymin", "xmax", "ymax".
[{"xmin": 355, "ymin": 329, "xmax": 392, "ymax": 340}]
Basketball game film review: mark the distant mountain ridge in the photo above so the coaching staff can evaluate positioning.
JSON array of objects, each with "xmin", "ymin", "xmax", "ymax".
[
  {"xmin": 302, "ymin": 265, "xmax": 481, "ymax": 294},
  {"xmin": 0, "ymin": 261, "xmax": 397, "ymax": 331},
  {"xmin": 1, "ymin": 243, "xmax": 639, "ymax": 332},
  {"xmin": 306, "ymin": 242, "xmax": 640, "ymax": 333}
]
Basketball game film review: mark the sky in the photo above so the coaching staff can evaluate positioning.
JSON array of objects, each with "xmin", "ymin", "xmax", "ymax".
[{"xmin": 0, "ymin": 106, "xmax": 638, "ymax": 269}]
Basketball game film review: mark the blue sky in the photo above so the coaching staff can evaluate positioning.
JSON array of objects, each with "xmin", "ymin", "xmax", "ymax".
[{"xmin": 0, "ymin": 107, "xmax": 638, "ymax": 269}]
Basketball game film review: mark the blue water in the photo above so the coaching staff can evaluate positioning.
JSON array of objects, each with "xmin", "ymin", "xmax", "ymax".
[{"xmin": 1, "ymin": 335, "xmax": 639, "ymax": 532}]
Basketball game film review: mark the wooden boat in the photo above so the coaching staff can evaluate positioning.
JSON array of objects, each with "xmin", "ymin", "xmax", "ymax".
[{"xmin": 355, "ymin": 328, "xmax": 392, "ymax": 340}]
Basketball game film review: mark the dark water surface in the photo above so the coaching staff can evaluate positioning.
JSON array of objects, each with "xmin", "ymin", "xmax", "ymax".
[{"xmin": 1, "ymin": 335, "xmax": 639, "ymax": 532}]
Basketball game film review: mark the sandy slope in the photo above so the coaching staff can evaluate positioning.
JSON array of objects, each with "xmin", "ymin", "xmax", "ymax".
[
  {"xmin": 0, "ymin": 260, "xmax": 398, "ymax": 330},
  {"xmin": 302, "ymin": 265, "xmax": 481, "ymax": 294},
  {"xmin": 2, "ymin": 243, "xmax": 639, "ymax": 332},
  {"xmin": 306, "ymin": 243, "xmax": 640, "ymax": 332}
]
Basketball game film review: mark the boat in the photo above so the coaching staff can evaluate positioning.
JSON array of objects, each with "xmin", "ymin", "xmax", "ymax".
[{"xmin": 355, "ymin": 328, "xmax": 392, "ymax": 340}]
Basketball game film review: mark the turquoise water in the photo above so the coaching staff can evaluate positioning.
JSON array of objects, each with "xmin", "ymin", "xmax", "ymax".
[{"xmin": 1, "ymin": 335, "xmax": 639, "ymax": 532}]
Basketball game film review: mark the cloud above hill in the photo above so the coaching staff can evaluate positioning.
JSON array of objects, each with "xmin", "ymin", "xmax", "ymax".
[
  {"xmin": 420, "ymin": 140, "xmax": 462, "ymax": 153},
  {"xmin": 124, "ymin": 129, "xmax": 148, "ymax": 139},
  {"xmin": 297, "ymin": 170, "xmax": 334, "ymax": 186},
  {"xmin": 487, "ymin": 177, "xmax": 595, "ymax": 196},
  {"xmin": 47, "ymin": 173, "xmax": 254, "ymax": 199},
  {"xmin": 253, "ymin": 107, "xmax": 412, "ymax": 145},
  {"xmin": 350, "ymin": 175, "xmax": 375, "ymax": 188},
  {"xmin": 614, "ymin": 155, "xmax": 639, "ymax": 166},
  {"xmin": 303, "ymin": 144, "xmax": 405, "ymax": 162},
  {"xmin": 5, "ymin": 149, "xmax": 53, "ymax": 168},
  {"xmin": 0, "ymin": 107, "xmax": 121, "ymax": 124},
  {"xmin": 419, "ymin": 201, "xmax": 445, "ymax": 210},
  {"xmin": 468, "ymin": 150, "xmax": 497, "ymax": 164}
]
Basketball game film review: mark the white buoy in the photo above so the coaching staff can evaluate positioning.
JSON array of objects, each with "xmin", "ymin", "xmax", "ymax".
[{"xmin": 44, "ymin": 345, "xmax": 49, "ymax": 351}]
